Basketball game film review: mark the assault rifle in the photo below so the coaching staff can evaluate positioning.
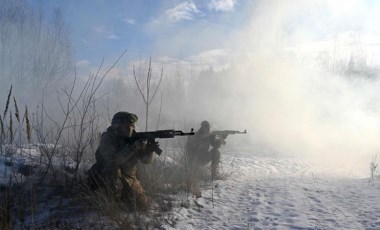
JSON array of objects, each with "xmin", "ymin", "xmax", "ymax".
[
  {"xmin": 209, "ymin": 130, "xmax": 247, "ymax": 137},
  {"xmin": 206, "ymin": 130, "xmax": 247, "ymax": 145},
  {"xmin": 130, "ymin": 129, "xmax": 195, "ymax": 155}
]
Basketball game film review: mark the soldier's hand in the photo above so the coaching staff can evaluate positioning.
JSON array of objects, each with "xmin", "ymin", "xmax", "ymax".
[{"xmin": 134, "ymin": 140, "xmax": 147, "ymax": 151}]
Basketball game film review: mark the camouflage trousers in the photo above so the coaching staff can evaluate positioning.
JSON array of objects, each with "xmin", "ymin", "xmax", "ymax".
[
  {"xmin": 189, "ymin": 148, "xmax": 221, "ymax": 179},
  {"xmin": 120, "ymin": 175, "xmax": 148, "ymax": 211},
  {"xmin": 87, "ymin": 164, "xmax": 148, "ymax": 211}
]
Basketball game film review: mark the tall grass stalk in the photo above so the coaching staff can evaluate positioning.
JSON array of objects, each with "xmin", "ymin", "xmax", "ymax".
[
  {"xmin": 3, "ymin": 85, "xmax": 12, "ymax": 118},
  {"xmin": 24, "ymin": 106, "xmax": 31, "ymax": 143},
  {"xmin": 13, "ymin": 97, "xmax": 20, "ymax": 123},
  {"xmin": 0, "ymin": 114, "xmax": 4, "ymax": 137},
  {"xmin": 9, "ymin": 112, "xmax": 13, "ymax": 143}
]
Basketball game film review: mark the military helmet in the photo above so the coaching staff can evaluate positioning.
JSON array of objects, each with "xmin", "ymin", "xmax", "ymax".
[
  {"xmin": 200, "ymin": 120, "xmax": 210, "ymax": 128},
  {"xmin": 111, "ymin": 111, "xmax": 138, "ymax": 125}
]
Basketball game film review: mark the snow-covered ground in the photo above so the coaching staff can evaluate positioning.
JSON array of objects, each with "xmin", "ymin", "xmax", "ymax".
[
  {"xmin": 165, "ymin": 152, "xmax": 380, "ymax": 230},
  {"xmin": 1, "ymin": 147, "xmax": 380, "ymax": 229}
]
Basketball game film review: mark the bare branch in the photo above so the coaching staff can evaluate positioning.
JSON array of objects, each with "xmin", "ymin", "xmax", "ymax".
[
  {"xmin": 149, "ymin": 66, "xmax": 164, "ymax": 105},
  {"xmin": 92, "ymin": 49, "xmax": 128, "ymax": 95},
  {"xmin": 133, "ymin": 64, "xmax": 147, "ymax": 103},
  {"xmin": 147, "ymin": 56, "xmax": 152, "ymax": 96},
  {"xmin": 156, "ymin": 92, "xmax": 163, "ymax": 130}
]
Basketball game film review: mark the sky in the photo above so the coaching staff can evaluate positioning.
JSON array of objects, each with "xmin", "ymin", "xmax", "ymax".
[
  {"xmin": 28, "ymin": 0, "xmax": 251, "ymax": 68},
  {"xmin": 27, "ymin": 0, "xmax": 380, "ymax": 70}
]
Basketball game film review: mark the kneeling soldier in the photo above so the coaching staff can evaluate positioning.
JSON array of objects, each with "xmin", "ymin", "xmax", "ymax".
[{"xmin": 87, "ymin": 111, "xmax": 156, "ymax": 211}]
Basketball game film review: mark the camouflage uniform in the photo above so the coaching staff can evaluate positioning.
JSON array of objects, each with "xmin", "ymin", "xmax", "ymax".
[
  {"xmin": 185, "ymin": 121, "xmax": 222, "ymax": 178},
  {"xmin": 87, "ymin": 112, "xmax": 154, "ymax": 211}
]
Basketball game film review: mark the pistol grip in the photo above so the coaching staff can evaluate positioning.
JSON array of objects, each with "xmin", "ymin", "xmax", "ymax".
[{"xmin": 154, "ymin": 145, "xmax": 163, "ymax": 155}]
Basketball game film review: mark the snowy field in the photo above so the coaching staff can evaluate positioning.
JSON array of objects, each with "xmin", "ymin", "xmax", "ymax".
[
  {"xmin": 165, "ymin": 152, "xmax": 380, "ymax": 230},
  {"xmin": 1, "ymin": 147, "xmax": 380, "ymax": 229}
]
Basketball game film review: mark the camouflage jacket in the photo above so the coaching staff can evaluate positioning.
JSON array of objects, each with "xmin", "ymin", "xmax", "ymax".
[
  {"xmin": 95, "ymin": 126, "xmax": 153, "ymax": 177},
  {"xmin": 185, "ymin": 131, "xmax": 220, "ymax": 157}
]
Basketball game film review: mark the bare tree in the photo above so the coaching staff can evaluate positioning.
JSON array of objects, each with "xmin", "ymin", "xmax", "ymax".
[
  {"xmin": 0, "ymin": 0, "xmax": 73, "ymax": 108},
  {"xmin": 133, "ymin": 57, "xmax": 163, "ymax": 131}
]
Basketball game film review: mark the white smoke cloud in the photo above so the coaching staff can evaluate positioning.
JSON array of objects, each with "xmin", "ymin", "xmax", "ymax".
[{"xmin": 214, "ymin": 0, "xmax": 380, "ymax": 167}]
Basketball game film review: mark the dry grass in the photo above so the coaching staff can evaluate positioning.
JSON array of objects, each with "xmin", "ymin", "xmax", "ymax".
[
  {"xmin": 0, "ymin": 86, "xmax": 32, "ymax": 146},
  {"xmin": 0, "ymin": 115, "xmax": 4, "ymax": 138},
  {"xmin": 13, "ymin": 97, "xmax": 19, "ymax": 123},
  {"xmin": 24, "ymin": 106, "xmax": 31, "ymax": 143},
  {"xmin": 3, "ymin": 85, "xmax": 12, "ymax": 119}
]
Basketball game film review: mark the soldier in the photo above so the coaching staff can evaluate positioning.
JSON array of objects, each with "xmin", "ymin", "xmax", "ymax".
[
  {"xmin": 87, "ymin": 111, "xmax": 157, "ymax": 211},
  {"xmin": 185, "ymin": 120, "xmax": 224, "ymax": 179}
]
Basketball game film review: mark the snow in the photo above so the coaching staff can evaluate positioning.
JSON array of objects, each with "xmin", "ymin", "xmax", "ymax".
[
  {"xmin": 0, "ymin": 144, "xmax": 79, "ymax": 186},
  {"xmin": 1, "ymin": 147, "xmax": 380, "ymax": 229},
  {"xmin": 164, "ymin": 152, "xmax": 380, "ymax": 229}
]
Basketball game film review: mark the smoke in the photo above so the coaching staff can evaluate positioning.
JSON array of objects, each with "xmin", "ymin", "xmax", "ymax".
[
  {"xmin": 173, "ymin": 0, "xmax": 380, "ymax": 171},
  {"xmin": 233, "ymin": 0, "xmax": 380, "ymax": 172}
]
